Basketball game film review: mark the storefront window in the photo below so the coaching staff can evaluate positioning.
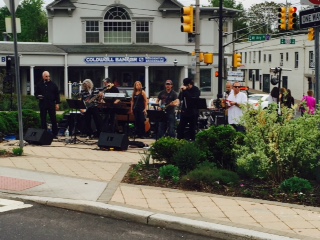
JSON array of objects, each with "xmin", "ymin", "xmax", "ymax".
[{"xmin": 188, "ymin": 68, "xmax": 212, "ymax": 92}]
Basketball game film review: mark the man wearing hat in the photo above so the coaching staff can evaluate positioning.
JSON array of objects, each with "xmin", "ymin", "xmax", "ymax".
[
  {"xmin": 99, "ymin": 78, "xmax": 120, "ymax": 133},
  {"xmin": 177, "ymin": 78, "xmax": 200, "ymax": 141},
  {"xmin": 156, "ymin": 80, "xmax": 180, "ymax": 138}
]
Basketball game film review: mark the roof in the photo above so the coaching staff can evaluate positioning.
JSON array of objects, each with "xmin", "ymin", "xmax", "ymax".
[
  {"xmin": 158, "ymin": 0, "xmax": 183, "ymax": 10},
  {"xmin": 46, "ymin": 0, "xmax": 76, "ymax": 10},
  {"xmin": 0, "ymin": 42, "xmax": 66, "ymax": 54},
  {"xmin": 55, "ymin": 45, "xmax": 188, "ymax": 54}
]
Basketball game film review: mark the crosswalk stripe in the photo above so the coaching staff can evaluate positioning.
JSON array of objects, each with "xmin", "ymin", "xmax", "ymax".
[{"xmin": 0, "ymin": 199, "xmax": 32, "ymax": 213}]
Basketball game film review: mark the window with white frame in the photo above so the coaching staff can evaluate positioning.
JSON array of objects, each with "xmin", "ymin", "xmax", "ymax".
[
  {"xmin": 309, "ymin": 51, "xmax": 314, "ymax": 68},
  {"xmin": 104, "ymin": 7, "xmax": 131, "ymax": 43},
  {"xmin": 268, "ymin": 54, "xmax": 272, "ymax": 62},
  {"xmin": 286, "ymin": 52, "xmax": 289, "ymax": 61},
  {"xmin": 258, "ymin": 51, "xmax": 261, "ymax": 63},
  {"xmin": 86, "ymin": 21, "xmax": 99, "ymax": 43},
  {"xmin": 136, "ymin": 21, "xmax": 149, "ymax": 43},
  {"xmin": 263, "ymin": 54, "xmax": 266, "ymax": 62},
  {"xmin": 294, "ymin": 52, "xmax": 299, "ymax": 68},
  {"xmin": 280, "ymin": 53, "xmax": 283, "ymax": 66}
]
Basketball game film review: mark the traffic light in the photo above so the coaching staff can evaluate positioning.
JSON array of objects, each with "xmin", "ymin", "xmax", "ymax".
[
  {"xmin": 288, "ymin": 7, "xmax": 297, "ymax": 30},
  {"xmin": 181, "ymin": 6, "xmax": 194, "ymax": 33},
  {"xmin": 215, "ymin": 71, "xmax": 219, "ymax": 77},
  {"xmin": 277, "ymin": 7, "xmax": 287, "ymax": 31},
  {"xmin": 6, "ymin": 55, "xmax": 15, "ymax": 76},
  {"xmin": 192, "ymin": 51, "xmax": 204, "ymax": 62},
  {"xmin": 308, "ymin": 28, "xmax": 315, "ymax": 41},
  {"xmin": 204, "ymin": 53, "xmax": 213, "ymax": 65},
  {"xmin": 233, "ymin": 53, "xmax": 242, "ymax": 68}
]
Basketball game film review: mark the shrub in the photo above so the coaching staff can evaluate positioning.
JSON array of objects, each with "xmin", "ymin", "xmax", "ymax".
[
  {"xmin": 0, "ymin": 112, "xmax": 18, "ymax": 134},
  {"xmin": 180, "ymin": 164, "xmax": 239, "ymax": 189},
  {"xmin": 235, "ymin": 104, "xmax": 320, "ymax": 182},
  {"xmin": 172, "ymin": 142, "xmax": 205, "ymax": 174},
  {"xmin": 159, "ymin": 164, "xmax": 180, "ymax": 183},
  {"xmin": 195, "ymin": 125, "xmax": 244, "ymax": 170},
  {"xmin": 12, "ymin": 147, "xmax": 23, "ymax": 156},
  {"xmin": 150, "ymin": 137, "xmax": 188, "ymax": 164},
  {"xmin": 279, "ymin": 177, "xmax": 313, "ymax": 194},
  {"xmin": 0, "ymin": 149, "xmax": 8, "ymax": 155},
  {"xmin": 0, "ymin": 115, "xmax": 8, "ymax": 134}
]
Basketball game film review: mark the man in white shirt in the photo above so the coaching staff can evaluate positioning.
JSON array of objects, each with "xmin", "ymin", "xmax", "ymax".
[{"xmin": 227, "ymin": 82, "xmax": 247, "ymax": 132}]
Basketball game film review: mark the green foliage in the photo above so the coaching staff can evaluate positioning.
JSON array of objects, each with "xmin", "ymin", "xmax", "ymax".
[
  {"xmin": 235, "ymin": 104, "xmax": 320, "ymax": 182},
  {"xmin": 138, "ymin": 150, "xmax": 152, "ymax": 167},
  {"xmin": 195, "ymin": 125, "xmax": 243, "ymax": 170},
  {"xmin": 279, "ymin": 177, "xmax": 313, "ymax": 194},
  {"xmin": 0, "ymin": 149, "xmax": 7, "ymax": 155},
  {"xmin": 0, "ymin": 112, "xmax": 18, "ymax": 134},
  {"xmin": 159, "ymin": 164, "xmax": 180, "ymax": 183},
  {"xmin": 12, "ymin": 147, "xmax": 23, "ymax": 156},
  {"xmin": 172, "ymin": 142, "xmax": 205, "ymax": 174},
  {"xmin": 180, "ymin": 163, "xmax": 239, "ymax": 189},
  {"xmin": 150, "ymin": 137, "xmax": 188, "ymax": 164}
]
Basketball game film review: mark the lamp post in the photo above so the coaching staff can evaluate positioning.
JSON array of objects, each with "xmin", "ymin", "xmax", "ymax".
[{"xmin": 173, "ymin": 59, "xmax": 178, "ymax": 87}]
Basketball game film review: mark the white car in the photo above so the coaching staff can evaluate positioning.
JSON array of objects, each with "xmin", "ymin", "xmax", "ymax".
[{"xmin": 248, "ymin": 94, "xmax": 271, "ymax": 110}]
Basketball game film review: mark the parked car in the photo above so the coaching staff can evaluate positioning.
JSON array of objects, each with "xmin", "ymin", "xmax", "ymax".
[{"xmin": 248, "ymin": 94, "xmax": 270, "ymax": 110}]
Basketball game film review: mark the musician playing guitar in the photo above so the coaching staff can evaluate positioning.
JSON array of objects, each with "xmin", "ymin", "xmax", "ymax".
[
  {"xmin": 80, "ymin": 79, "xmax": 102, "ymax": 139},
  {"xmin": 98, "ymin": 78, "xmax": 120, "ymax": 133},
  {"xmin": 156, "ymin": 80, "xmax": 179, "ymax": 138}
]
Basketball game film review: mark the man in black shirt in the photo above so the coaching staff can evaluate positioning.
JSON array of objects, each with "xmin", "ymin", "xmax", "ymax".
[
  {"xmin": 35, "ymin": 71, "xmax": 60, "ymax": 139},
  {"xmin": 177, "ymin": 78, "xmax": 200, "ymax": 141},
  {"xmin": 156, "ymin": 80, "xmax": 179, "ymax": 138},
  {"xmin": 99, "ymin": 78, "xmax": 120, "ymax": 133}
]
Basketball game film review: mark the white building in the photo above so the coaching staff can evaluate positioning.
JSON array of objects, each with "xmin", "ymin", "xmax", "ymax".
[
  {"xmin": 0, "ymin": 0, "xmax": 240, "ymax": 100},
  {"xmin": 235, "ymin": 33, "xmax": 314, "ymax": 100}
]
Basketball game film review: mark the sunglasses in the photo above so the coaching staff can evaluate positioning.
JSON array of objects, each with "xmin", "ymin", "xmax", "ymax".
[
  {"xmin": 165, "ymin": 83, "xmax": 172, "ymax": 85},
  {"xmin": 233, "ymin": 86, "xmax": 241, "ymax": 88}
]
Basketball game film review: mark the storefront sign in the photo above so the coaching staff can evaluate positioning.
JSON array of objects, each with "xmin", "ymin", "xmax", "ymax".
[{"xmin": 84, "ymin": 56, "xmax": 167, "ymax": 64}]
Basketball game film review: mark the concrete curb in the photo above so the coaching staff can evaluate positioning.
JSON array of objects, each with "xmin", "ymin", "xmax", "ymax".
[{"xmin": 14, "ymin": 195, "xmax": 298, "ymax": 240}]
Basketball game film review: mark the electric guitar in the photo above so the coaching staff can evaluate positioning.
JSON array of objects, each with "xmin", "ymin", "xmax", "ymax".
[
  {"xmin": 160, "ymin": 101, "xmax": 174, "ymax": 112},
  {"xmin": 84, "ymin": 84, "xmax": 114, "ymax": 109}
]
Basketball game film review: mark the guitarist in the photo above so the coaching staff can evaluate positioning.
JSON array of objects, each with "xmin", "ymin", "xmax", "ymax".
[
  {"xmin": 156, "ymin": 80, "xmax": 179, "ymax": 138},
  {"xmin": 80, "ymin": 79, "xmax": 102, "ymax": 139},
  {"xmin": 99, "ymin": 78, "xmax": 120, "ymax": 133}
]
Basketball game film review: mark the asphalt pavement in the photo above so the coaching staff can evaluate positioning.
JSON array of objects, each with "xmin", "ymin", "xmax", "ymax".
[{"xmin": 0, "ymin": 136, "xmax": 319, "ymax": 240}]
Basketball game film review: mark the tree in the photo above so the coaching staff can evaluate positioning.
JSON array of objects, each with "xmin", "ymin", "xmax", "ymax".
[
  {"xmin": 247, "ymin": 1, "xmax": 287, "ymax": 34},
  {"xmin": 0, "ymin": 0, "xmax": 48, "ymax": 42},
  {"xmin": 207, "ymin": 0, "xmax": 249, "ymax": 41}
]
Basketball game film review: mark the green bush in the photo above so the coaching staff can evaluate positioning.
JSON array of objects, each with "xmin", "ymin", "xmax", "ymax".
[
  {"xmin": 279, "ymin": 177, "xmax": 313, "ymax": 194},
  {"xmin": 235, "ymin": 104, "xmax": 320, "ymax": 182},
  {"xmin": 0, "ymin": 112, "xmax": 18, "ymax": 134},
  {"xmin": 12, "ymin": 147, "xmax": 23, "ymax": 156},
  {"xmin": 180, "ymin": 163, "xmax": 239, "ymax": 189},
  {"xmin": 0, "ymin": 149, "xmax": 8, "ymax": 155},
  {"xmin": 159, "ymin": 164, "xmax": 180, "ymax": 183},
  {"xmin": 150, "ymin": 137, "xmax": 188, "ymax": 164},
  {"xmin": 172, "ymin": 142, "xmax": 205, "ymax": 174},
  {"xmin": 195, "ymin": 125, "xmax": 244, "ymax": 170},
  {"xmin": 0, "ymin": 115, "xmax": 8, "ymax": 134}
]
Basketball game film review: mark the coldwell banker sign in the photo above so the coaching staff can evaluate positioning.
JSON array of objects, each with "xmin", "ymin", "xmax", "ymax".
[{"xmin": 84, "ymin": 56, "xmax": 167, "ymax": 64}]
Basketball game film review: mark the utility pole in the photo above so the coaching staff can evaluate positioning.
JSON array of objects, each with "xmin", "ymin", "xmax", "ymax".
[
  {"xmin": 217, "ymin": 0, "xmax": 223, "ymax": 98},
  {"xmin": 194, "ymin": 0, "xmax": 200, "ymax": 86}
]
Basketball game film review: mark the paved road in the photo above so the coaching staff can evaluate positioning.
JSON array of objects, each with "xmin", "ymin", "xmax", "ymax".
[{"xmin": 0, "ymin": 198, "xmax": 216, "ymax": 240}]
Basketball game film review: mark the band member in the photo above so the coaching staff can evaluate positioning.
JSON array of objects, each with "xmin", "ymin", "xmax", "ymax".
[
  {"xmin": 35, "ymin": 71, "xmax": 60, "ymax": 139},
  {"xmin": 156, "ymin": 80, "xmax": 179, "ymax": 138},
  {"xmin": 80, "ymin": 79, "xmax": 102, "ymax": 138},
  {"xmin": 130, "ymin": 81, "xmax": 148, "ymax": 139},
  {"xmin": 177, "ymin": 78, "xmax": 200, "ymax": 141},
  {"xmin": 99, "ymin": 78, "xmax": 120, "ymax": 133}
]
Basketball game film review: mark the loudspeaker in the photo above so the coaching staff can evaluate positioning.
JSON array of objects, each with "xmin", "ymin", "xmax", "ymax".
[
  {"xmin": 98, "ymin": 133, "xmax": 129, "ymax": 151},
  {"xmin": 24, "ymin": 128, "xmax": 53, "ymax": 145}
]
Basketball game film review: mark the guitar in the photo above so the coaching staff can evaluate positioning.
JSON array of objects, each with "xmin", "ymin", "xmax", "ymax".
[
  {"xmin": 145, "ymin": 118, "xmax": 151, "ymax": 132},
  {"xmin": 160, "ymin": 101, "xmax": 174, "ymax": 112},
  {"xmin": 84, "ymin": 84, "xmax": 114, "ymax": 109}
]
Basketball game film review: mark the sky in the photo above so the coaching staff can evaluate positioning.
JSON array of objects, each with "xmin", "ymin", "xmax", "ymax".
[{"xmin": 0, "ymin": 0, "xmax": 307, "ymax": 11}]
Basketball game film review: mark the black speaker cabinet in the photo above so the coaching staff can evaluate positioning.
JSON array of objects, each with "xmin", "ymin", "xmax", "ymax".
[
  {"xmin": 24, "ymin": 128, "xmax": 53, "ymax": 145},
  {"xmin": 98, "ymin": 133, "xmax": 129, "ymax": 151}
]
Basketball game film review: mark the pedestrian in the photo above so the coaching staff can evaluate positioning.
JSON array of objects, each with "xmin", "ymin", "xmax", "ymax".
[
  {"xmin": 300, "ymin": 90, "xmax": 316, "ymax": 116},
  {"xmin": 227, "ymin": 82, "xmax": 247, "ymax": 132},
  {"xmin": 130, "ymin": 81, "xmax": 148, "ymax": 138},
  {"xmin": 284, "ymin": 89, "xmax": 295, "ymax": 108},
  {"xmin": 267, "ymin": 86, "xmax": 279, "ymax": 104},
  {"xmin": 156, "ymin": 79, "xmax": 179, "ymax": 138},
  {"xmin": 35, "ymin": 71, "xmax": 60, "ymax": 139},
  {"xmin": 177, "ymin": 78, "xmax": 200, "ymax": 141}
]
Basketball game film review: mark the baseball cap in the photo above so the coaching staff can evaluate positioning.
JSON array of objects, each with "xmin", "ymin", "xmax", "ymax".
[
  {"xmin": 165, "ymin": 80, "xmax": 173, "ymax": 85},
  {"xmin": 102, "ymin": 77, "xmax": 112, "ymax": 83}
]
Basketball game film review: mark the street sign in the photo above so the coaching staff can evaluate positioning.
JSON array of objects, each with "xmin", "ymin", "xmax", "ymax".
[
  {"xmin": 280, "ymin": 39, "xmax": 295, "ymax": 44},
  {"xmin": 299, "ymin": 7, "xmax": 320, "ymax": 29},
  {"xmin": 3, "ymin": 0, "xmax": 21, "ymax": 13},
  {"xmin": 301, "ymin": 0, "xmax": 320, "ymax": 5},
  {"xmin": 249, "ymin": 34, "xmax": 267, "ymax": 41},
  {"xmin": 227, "ymin": 76, "xmax": 244, "ymax": 81},
  {"xmin": 227, "ymin": 71, "xmax": 244, "ymax": 77}
]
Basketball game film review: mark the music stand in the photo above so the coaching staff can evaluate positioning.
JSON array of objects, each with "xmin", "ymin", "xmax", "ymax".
[
  {"xmin": 147, "ymin": 110, "xmax": 166, "ymax": 141},
  {"xmin": 66, "ymin": 99, "xmax": 86, "ymax": 144}
]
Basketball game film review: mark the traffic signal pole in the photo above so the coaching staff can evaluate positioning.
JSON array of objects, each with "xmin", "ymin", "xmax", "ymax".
[
  {"xmin": 217, "ymin": 0, "xmax": 223, "ymax": 98},
  {"xmin": 315, "ymin": 27, "xmax": 320, "ymax": 102},
  {"xmin": 194, "ymin": 0, "xmax": 200, "ymax": 86}
]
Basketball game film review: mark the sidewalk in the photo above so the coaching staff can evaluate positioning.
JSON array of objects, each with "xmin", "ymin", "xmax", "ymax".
[{"xmin": 0, "ymin": 138, "xmax": 319, "ymax": 240}]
